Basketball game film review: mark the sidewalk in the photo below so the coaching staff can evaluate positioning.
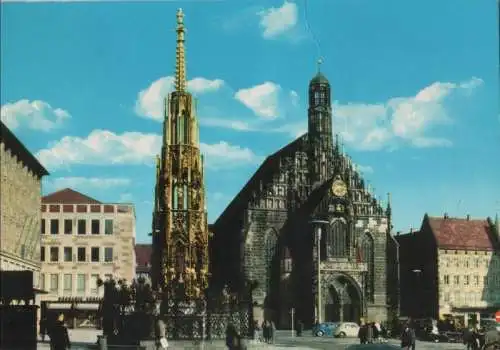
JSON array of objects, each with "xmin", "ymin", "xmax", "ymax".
[{"xmin": 38, "ymin": 329, "xmax": 316, "ymax": 350}]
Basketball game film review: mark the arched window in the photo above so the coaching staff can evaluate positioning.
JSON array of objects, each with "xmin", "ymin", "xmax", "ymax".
[
  {"xmin": 281, "ymin": 246, "xmax": 292, "ymax": 274},
  {"xmin": 361, "ymin": 233, "xmax": 375, "ymax": 301},
  {"xmin": 264, "ymin": 229, "xmax": 278, "ymax": 293},
  {"xmin": 327, "ymin": 220, "xmax": 348, "ymax": 257}
]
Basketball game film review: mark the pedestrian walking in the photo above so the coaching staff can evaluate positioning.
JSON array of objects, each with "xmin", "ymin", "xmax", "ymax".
[
  {"xmin": 270, "ymin": 320, "xmax": 276, "ymax": 344},
  {"xmin": 400, "ymin": 322, "xmax": 416, "ymax": 350},
  {"xmin": 358, "ymin": 322, "xmax": 368, "ymax": 344},
  {"xmin": 40, "ymin": 317, "xmax": 47, "ymax": 342},
  {"xmin": 48, "ymin": 313, "xmax": 70, "ymax": 350},
  {"xmin": 262, "ymin": 320, "xmax": 270, "ymax": 343},
  {"xmin": 366, "ymin": 321, "xmax": 374, "ymax": 344},
  {"xmin": 154, "ymin": 315, "xmax": 168, "ymax": 350},
  {"xmin": 225, "ymin": 323, "xmax": 246, "ymax": 350}
]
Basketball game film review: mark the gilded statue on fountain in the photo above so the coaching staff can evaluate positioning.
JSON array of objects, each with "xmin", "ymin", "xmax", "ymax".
[{"xmin": 151, "ymin": 8, "xmax": 210, "ymax": 302}]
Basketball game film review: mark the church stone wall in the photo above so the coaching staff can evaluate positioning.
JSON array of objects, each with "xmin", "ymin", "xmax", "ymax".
[{"xmin": 355, "ymin": 216, "xmax": 389, "ymax": 322}]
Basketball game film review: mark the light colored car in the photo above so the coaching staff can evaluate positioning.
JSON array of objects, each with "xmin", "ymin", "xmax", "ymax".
[{"xmin": 334, "ymin": 322, "xmax": 360, "ymax": 338}]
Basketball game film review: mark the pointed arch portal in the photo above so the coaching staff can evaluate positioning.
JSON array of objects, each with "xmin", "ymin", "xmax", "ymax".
[{"xmin": 323, "ymin": 274, "xmax": 363, "ymax": 323}]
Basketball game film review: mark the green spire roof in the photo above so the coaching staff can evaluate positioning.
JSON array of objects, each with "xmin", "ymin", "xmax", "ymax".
[{"xmin": 310, "ymin": 72, "xmax": 329, "ymax": 85}]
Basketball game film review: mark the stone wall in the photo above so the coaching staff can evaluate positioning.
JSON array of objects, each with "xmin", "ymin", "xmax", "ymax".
[{"xmin": 0, "ymin": 142, "xmax": 42, "ymax": 280}]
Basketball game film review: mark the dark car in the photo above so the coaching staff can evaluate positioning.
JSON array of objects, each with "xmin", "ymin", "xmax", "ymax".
[{"xmin": 313, "ymin": 322, "xmax": 340, "ymax": 337}]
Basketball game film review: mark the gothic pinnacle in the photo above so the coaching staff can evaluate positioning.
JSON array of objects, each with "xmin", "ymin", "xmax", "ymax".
[{"xmin": 175, "ymin": 8, "xmax": 187, "ymax": 92}]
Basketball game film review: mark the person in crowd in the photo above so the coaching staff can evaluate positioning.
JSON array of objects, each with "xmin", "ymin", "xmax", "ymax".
[
  {"xmin": 262, "ymin": 320, "xmax": 270, "ymax": 343},
  {"xmin": 253, "ymin": 320, "xmax": 261, "ymax": 342},
  {"xmin": 366, "ymin": 320, "xmax": 374, "ymax": 344},
  {"xmin": 295, "ymin": 320, "xmax": 304, "ymax": 337},
  {"xmin": 40, "ymin": 317, "xmax": 48, "ymax": 342},
  {"xmin": 154, "ymin": 315, "xmax": 168, "ymax": 350},
  {"xmin": 400, "ymin": 322, "xmax": 416, "ymax": 350},
  {"xmin": 463, "ymin": 326, "xmax": 477, "ymax": 350},
  {"xmin": 225, "ymin": 323, "xmax": 245, "ymax": 350},
  {"xmin": 48, "ymin": 313, "xmax": 70, "ymax": 350},
  {"xmin": 358, "ymin": 321, "xmax": 368, "ymax": 344},
  {"xmin": 269, "ymin": 320, "xmax": 276, "ymax": 344},
  {"xmin": 371, "ymin": 322, "xmax": 379, "ymax": 343}
]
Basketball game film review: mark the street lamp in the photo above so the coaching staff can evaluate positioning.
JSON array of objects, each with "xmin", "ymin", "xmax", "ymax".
[
  {"xmin": 309, "ymin": 219, "xmax": 329, "ymax": 324},
  {"xmin": 412, "ymin": 269, "xmax": 422, "ymax": 318}
]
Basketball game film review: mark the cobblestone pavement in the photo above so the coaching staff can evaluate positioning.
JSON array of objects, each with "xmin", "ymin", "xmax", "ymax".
[{"xmin": 37, "ymin": 328, "xmax": 467, "ymax": 349}]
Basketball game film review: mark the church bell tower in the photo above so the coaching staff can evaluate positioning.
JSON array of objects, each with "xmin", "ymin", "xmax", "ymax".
[
  {"xmin": 151, "ymin": 9, "xmax": 210, "ymax": 301},
  {"xmin": 308, "ymin": 60, "xmax": 334, "ymax": 186}
]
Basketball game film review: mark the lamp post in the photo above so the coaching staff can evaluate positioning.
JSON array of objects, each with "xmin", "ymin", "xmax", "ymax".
[
  {"xmin": 309, "ymin": 219, "xmax": 329, "ymax": 324},
  {"xmin": 412, "ymin": 269, "xmax": 422, "ymax": 318}
]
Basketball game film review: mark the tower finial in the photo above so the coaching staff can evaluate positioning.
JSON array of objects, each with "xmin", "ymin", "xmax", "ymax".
[
  {"xmin": 175, "ymin": 8, "xmax": 187, "ymax": 92},
  {"xmin": 317, "ymin": 57, "xmax": 324, "ymax": 73}
]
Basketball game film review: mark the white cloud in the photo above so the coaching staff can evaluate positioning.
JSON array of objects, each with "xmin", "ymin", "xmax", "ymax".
[
  {"xmin": 289, "ymin": 90, "xmax": 299, "ymax": 107},
  {"xmin": 211, "ymin": 192, "xmax": 227, "ymax": 202},
  {"xmin": 1, "ymin": 99, "xmax": 70, "ymax": 131},
  {"xmin": 258, "ymin": 1, "xmax": 298, "ymax": 39},
  {"xmin": 135, "ymin": 76, "xmax": 225, "ymax": 121},
  {"xmin": 235, "ymin": 82, "xmax": 281, "ymax": 119},
  {"xmin": 200, "ymin": 141, "xmax": 261, "ymax": 169},
  {"xmin": 199, "ymin": 77, "xmax": 482, "ymax": 151},
  {"xmin": 36, "ymin": 130, "xmax": 162, "ymax": 170},
  {"xmin": 36, "ymin": 129, "xmax": 259, "ymax": 171},
  {"xmin": 356, "ymin": 165, "xmax": 374, "ymax": 174},
  {"xmin": 46, "ymin": 177, "xmax": 131, "ymax": 191},
  {"xmin": 200, "ymin": 117, "xmax": 255, "ymax": 131},
  {"xmin": 119, "ymin": 193, "xmax": 134, "ymax": 202},
  {"xmin": 332, "ymin": 77, "xmax": 483, "ymax": 150}
]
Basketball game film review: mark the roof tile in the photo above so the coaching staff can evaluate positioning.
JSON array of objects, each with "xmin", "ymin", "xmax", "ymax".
[
  {"xmin": 42, "ymin": 188, "xmax": 101, "ymax": 204},
  {"xmin": 135, "ymin": 244, "xmax": 152, "ymax": 267},
  {"xmin": 428, "ymin": 217, "xmax": 494, "ymax": 251}
]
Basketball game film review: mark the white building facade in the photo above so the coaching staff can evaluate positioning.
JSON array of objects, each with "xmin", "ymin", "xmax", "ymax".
[{"xmin": 39, "ymin": 188, "xmax": 136, "ymax": 323}]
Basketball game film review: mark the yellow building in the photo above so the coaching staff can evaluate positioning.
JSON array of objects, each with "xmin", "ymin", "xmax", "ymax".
[
  {"xmin": 0, "ymin": 121, "xmax": 49, "ymax": 287},
  {"xmin": 39, "ymin": 188, "xmax": 136, "ymax": 325},
  {"xmin": 398, "ymin": 214, "xmax": 500, "ymax": 326}
]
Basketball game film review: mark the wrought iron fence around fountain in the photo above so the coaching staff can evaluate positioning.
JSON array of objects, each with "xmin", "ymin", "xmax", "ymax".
[{"xmin": 97, "ymin": 277, "xmax": 254, "ymax": 343}]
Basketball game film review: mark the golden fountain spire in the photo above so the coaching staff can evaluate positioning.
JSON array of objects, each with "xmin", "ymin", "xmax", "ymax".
[{"xmin": 175, "ymin": 8, "xmax": 187, "ymax": 92}]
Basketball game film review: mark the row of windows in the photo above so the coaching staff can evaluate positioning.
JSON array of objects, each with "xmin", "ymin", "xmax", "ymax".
[
  {"xmin": 442, "ymin": 274, "xmax": 500, "ymax": 286},
  {"xmin": 40, "ymin": 272, "xmax": 113, "ymax": 293},
  {"xmin": 41, "ymin": 246, "xmax": 114, "ymax": 263},
  {"xmin": 440, "ymin": 258, "xmax": 492, "ymax": 269},
  {"xmin": 41, "ymin": 218, "xmax": 113, "ymax": 235},
  {"xmin": 442, "ymin": 250, "xmax": 490, "ymax": 255}
]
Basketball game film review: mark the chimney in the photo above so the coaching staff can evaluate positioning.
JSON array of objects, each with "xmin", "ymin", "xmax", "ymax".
[
  {"xmin": 444, "ymin": 213, "xmax": 449, "ymax": 219},
  {"xmin": 466, "ymin": 214, "xmax": 470, "ymax": 221}
]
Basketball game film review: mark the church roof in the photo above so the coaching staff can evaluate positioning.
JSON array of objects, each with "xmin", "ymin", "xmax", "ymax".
[
  {"xmin": 426, "ymin": 215, "xmax": 496, "ymax": 251},
  {"xmin": 42, "ymin": 188, "xmax": 101, "ymax": 204},
  {"xmin": 310, "ymin": 72, "xmax": 329, "ymax": 85},
  {"xmin": 213, "ymin": 134, "xmax": 308, "ymax": 228}
]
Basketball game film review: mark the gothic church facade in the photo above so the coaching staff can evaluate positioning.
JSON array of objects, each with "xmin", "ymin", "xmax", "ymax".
[{"xmin": 210, "ymin": 72, "xmax": 399, "ymax": 328}]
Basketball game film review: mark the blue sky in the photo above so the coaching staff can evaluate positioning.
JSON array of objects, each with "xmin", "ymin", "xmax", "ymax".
[{"xmin": 1, "ymin": 0, "xmax": 499, "ymax": 243}]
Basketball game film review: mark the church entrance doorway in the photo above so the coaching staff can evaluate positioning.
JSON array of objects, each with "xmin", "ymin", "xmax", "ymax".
[{"xmin": 323, "ymin": 275, "xmax": 362, "ymax": 323}]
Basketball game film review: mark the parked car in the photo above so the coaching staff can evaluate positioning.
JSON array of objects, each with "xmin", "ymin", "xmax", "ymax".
[
  {"xmin": 334, "ymin": 322, "xmax": 360, "ymax": 338},
  {"xmin": 313, "ymin": 322, "xmax": 339, "ymax": 337}
]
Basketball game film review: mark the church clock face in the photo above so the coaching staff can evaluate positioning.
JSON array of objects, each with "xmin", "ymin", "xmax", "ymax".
[{"xmin": 332, "ymin": 179, "xmax": 347, "ymax": 197}]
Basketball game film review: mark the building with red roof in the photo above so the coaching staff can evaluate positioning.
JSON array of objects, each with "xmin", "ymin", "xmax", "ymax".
[
  {"xmin": 397, "ymin": 213, "xmax": 500, "ymax": 325},
  {"xmin": 135, "ymin": 243, "xmax": 152, "ymax": 281}
]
